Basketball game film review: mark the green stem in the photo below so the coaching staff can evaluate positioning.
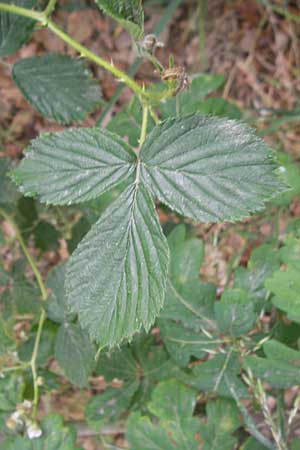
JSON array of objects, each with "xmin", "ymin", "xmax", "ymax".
[
  {"xmin": 0, "ymin": 208, "xmax": 48, "ymax": 419},
  {"xmin": 0, "ymin": 2, "xmax": 43, "ymax": 21},
  {"xmin": 139, "ymin": 103, "xmax": 149, "ymax": 149},
  {"xmin": 44, "ymin": 0, "xmax": 58, "ymax": 17},
  {"xmin": 46, "ymin": 19, "xmax": 147, "ymax": 98},
  {"xmin": 31, "ymin": 309, "xmax": 46, "ymax": 419},
  {"xmin": 0, "ymin": 2, "xmax": 146, "ymax": 99},
  {"xmin": 0, "ymin": 209, "xmax": 47, "ymax": 300}
]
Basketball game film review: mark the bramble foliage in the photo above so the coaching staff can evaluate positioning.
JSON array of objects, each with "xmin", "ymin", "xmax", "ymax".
[{"xmin": 0, "ymin": 0, "xmax": 299, "ymax": 449}]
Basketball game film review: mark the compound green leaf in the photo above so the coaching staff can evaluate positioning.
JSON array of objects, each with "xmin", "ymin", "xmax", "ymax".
[
  {"xmin": 55, "ymin": 323, "xmax": 95, "ymax": 387},
  {"xmin": 0, "ymin": 0, "xmax": 37, "ymax": 57},
  {"xmin": 140, "ymin": 115, "xmax": 283, "ymax": 222},
  {"xmin": 0, "ymin": 414, "xmax": 82, "ymax": 450},
  {"xmin": 95, "ymin": 0, "xmax": 144, "ymax": 39},
  {"xmin": 66, "ymin": 183, "xmax": 169, "ymax": 347},
  {"xmin": 11, "ymin": 127, "xmax": 136, "ymax": 205},
  {"xmin": 12, "ymin": 54, "xmax": 102, "ymax": 124}
]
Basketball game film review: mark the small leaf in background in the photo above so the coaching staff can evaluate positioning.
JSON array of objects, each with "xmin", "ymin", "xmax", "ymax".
[
  {"xmin": 55, "ymin": 323, "xmax": 95, "ymax": 387},
  {"xmin": 272, "ymin": 151, "xmax": 300, "ymax": 205},
  {"xmin": 95, "ymin": 334, "xmax": 177, "ymax": 410},
  {"xmin": 215, "ymin": 288, "xmax": 257, "ymax": 337},
  {"xmin": 160, "ymin": 225, "xmax": 216, "ymax": 331},
  {"xmin": 159, "ymin": 319, "xmax": 220, "ymax": 367},
  {"xmin": 127, "ymin": 380, "xmax": 199, "ymax": 450},
  {"xmin": 160, "ymin": 74, "xmax": 225, "ymax": 118},
  {"xmin": 66, "ymin": 184, "xmax": 169, "ymax": 347},
  {"xmin": 46, "ymin": 264, "xmax": 71, "ymax": 324},
  {"xmin": 107, "ymin": 96, "xmax": 154, "ymax": 147},
  {"xmin": 0, "ymin": 0, "xmax": 37, "ymax": 57},
  {"xmin": 245, "ymin": 340, "xmax": 300, "ymax": 388},
  {"xmin": 196, "ymin": 97, "xmax": 242, "ymax": 120},
  {"xmin": 0, "ymin": 374, "xmax": 24, "ymax": 413},
  {"xmin": 18, "ymin": 321, "xmax": 57, "ymax": 366},
  {"xmin": 67, "ymin": 216, "xmax": 91, "ymax": 254},
  {"xmin": 0, "ymin": 315, "xmax": 15, "ymax": 356},
  {"xmin": 266, "ymin": 267, "xmax": 300, "ymax": 322},
  {"xmin": 85, "ymin": 381, "xmax": 139, "ymax": 429},
  {"xmin": 12, "ymin": 54, "xmax": 102, "ymax": 124},
  {"xmin": 279, "ymin": 235, "xmax": 300, "ymax": 271},
  {"xmin": 140, "ymin": 115, "xmax": 284, "ymax": 222},
  {"xmin": 0, "ymin": 414, "xmax": 82, "ymax": 450},
  {"xmin": 95, "ymin": 0, "xmax": 144, "ymax": 39},
  {"xmin": 11, "ymin": 127, "xmax": 136, "ymax": 205},
  {"xmin": 187, "ymin": 352, "xmax": 249, "ymax": 399},
  {"xmin": 33, "ymin": 220, "xmax": 60, "ymax": 252},
  {"xmin": 0, "ymin": 158, "xmax": 19, "ymax": 210},
  {"xmin": 198, "ymin": 398, "xmax": 241, "ymax": 450},
  {"xmin": 234, "ymin": 243, "xmax": 281, "ymax": 308},
  {"xmin": 242, "ymin": 437, "xmax": 269, "ymax": 450}
]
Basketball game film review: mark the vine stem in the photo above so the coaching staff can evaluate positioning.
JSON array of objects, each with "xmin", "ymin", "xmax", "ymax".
[
  {"xmin": 0, "ymin": 2, "xmax": 147, "ymax": 99},
  {"xmin": 44, "ymin": 0, "xmax": 58, "ymax": 17},
  {"xmin": 139, "ymin": 103, "xmax": 149, "ymax": 149},
  {"xmin": 0, "ymin": 208, "xmax": 48, "ymax": 420}
]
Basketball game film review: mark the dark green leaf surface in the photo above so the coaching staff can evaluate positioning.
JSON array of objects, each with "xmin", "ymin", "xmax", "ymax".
[
  {"xmin": 245, "ymin": 340, "xmax": 300, "ymax": 388},
  {"xmin": 55, "ymin": 323, "xmax": 95, "ymax": 387},
  {"xmin": 66, "ymin": 183, "xmax": 169, "ymax": 347},
  {"xmin": 160, "ymin": 74, "xmax": 225, "ymax": 119},
  {"xmin": 12, "ymin": 54, "xmax": 102, "ymax": 124},
  {"xmin": 12, "ymin": 127, "xmax": 136, "ymax": 205},
  {"xmin": 95, "ymin": 334, "xmax": 177, "ymax": 410},
  {"xmin": 127, "ymin": 380, "xmax": 199, "ymax": 450},
  {"xmin": 266, "ymin": 268, "xmax": 300, "ymax": 322},
  {"xmin": 95, "ymin": 0, "xmax": 144, "ymax": 39},
  {"xmin": 199, "ymin": 399, "xmax": 240, "ymax": 450},
  {"xmin": 160, "ymin": 320, "xmax": 220, "ymax": 367},
  {"xmin": 46, "ymin": 264, "xmax": 74, "ymax": 324},
  {"xmin": 160, "ymin": 226, "xmax": 216, "ymax": 331},
  {"xmin": 215, "ymin": 288, "xmax": 257, "ymax": 337},
  {"xmin": 187, "ymin": 353, "xmax": 248, "ymax": 398},
  {"xmin": 234, "ymin": 244, "xmax": 280, "ymax": 307},
  {"xmin": 0, "ymin": 414, "xmax": 82, "ymax": 450},
  {"xmin": 0, "ymin": 0, "xmax": 37, "ymax": 57},
  {"xmin": 141, "ymin": 115, "xmax": 283, "ymax": 222},
  {"xmin": 86, "ymin": 381, "xmax": 139, "ymax": 429}
]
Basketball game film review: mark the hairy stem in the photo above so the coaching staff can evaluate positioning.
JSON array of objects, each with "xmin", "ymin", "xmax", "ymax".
[
  {"xmin": 44, "ymin": 0, "xmax": 58, "ymax": 17},
  {"xmin": 0, "ymin": 2, "xmax": 147, "ymax": 99},
  {"xmin": 139, "ymin": 103, "xmax": 149, "ymax": 149}
]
